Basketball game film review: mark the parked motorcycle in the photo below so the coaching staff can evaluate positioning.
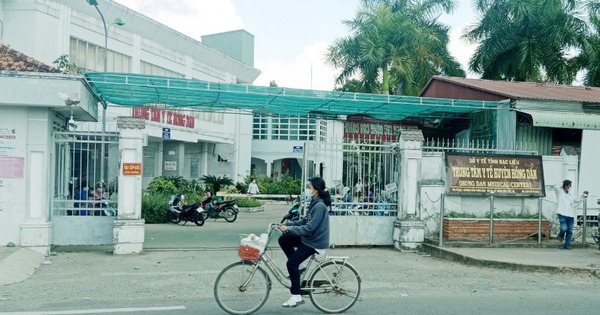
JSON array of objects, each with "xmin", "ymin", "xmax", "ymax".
[
  {"xmin": 281, "ymin": 195, "xmax": 302, "ymax": 224},
  {"xmin": 201, "ymin": 193, "xmax": 238, "ymax": 223},
  {"xmin": 167, "ymin": 194, "xmax": 205, "ymax": 226}
]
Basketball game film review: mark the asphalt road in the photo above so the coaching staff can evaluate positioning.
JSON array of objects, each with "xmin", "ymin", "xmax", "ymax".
[{"xmin": 1, "ymin": 204, "xmax": 599, "ymax": 314}]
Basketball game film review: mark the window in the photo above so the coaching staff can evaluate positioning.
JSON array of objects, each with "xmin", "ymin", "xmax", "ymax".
[
  {"xmin": 319, "ymin": 120, "xmax": 328, "ymax": 141},
  {"xmin": 252, "ymin": 114, "xmax": 268, "ymax": 139},
  {"xmin": 253, "ymin": 114, "xmax": 318, "ymax": 140},
  {"xmin": 140, "ymin": 61, "xmax": 184, "ymax": 78},
  {"xmin": 69, "ymin": 37, "xmax": 131, "ymax": 72}
]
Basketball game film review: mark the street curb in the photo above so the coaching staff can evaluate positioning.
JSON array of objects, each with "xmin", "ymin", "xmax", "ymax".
[
  {"xmin": 421, "ymin": 243, "xmax": 600, "ymax": 277},
  {"xmin": 238, "ymin": 206, "xmax": 264, "ymax": 213},
  {"xmin": 0, "ymin": 248, "xmax": 45, "ymax": 286}
]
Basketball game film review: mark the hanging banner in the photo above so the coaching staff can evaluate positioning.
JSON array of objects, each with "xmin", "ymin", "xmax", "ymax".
[{"xmin": 446, "ymin": 153, "xmax": 545, "ymax": 197}]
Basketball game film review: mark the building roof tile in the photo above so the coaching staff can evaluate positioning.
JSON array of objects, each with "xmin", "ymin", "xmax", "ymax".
[
  {"xmin": 0, "ymin": 43, "xmax": 61, "ymax": 73},
  {"xmin": 425, "ymin": 76, "xmax": 600, "ymax": 103}
]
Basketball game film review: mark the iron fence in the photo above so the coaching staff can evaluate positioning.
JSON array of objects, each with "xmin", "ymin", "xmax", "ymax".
[{"xmin": 53, "ymin": 126, "xmax": 119, "ymax": 217}]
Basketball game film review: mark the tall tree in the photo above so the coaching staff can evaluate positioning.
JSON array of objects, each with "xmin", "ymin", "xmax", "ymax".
[
  {"xmin": 578, "ymin": 1, "xmax": 600, "ymax": 86},
  {"xmin": 326, "ymin": 0, "xmax": 464, "ymax": 95},
  {"xmin": 464, "ymin": 0, "xmax": 588, "ymax": 83}
]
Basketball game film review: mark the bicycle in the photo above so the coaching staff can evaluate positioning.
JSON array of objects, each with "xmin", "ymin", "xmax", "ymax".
[{"xmin": 214, "ymin": 223, "xmax": 361, "ymax": 314}]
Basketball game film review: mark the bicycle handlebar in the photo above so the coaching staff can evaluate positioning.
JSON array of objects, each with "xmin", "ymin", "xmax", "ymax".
[{"xmin": 267, "ymin": 222, "xmax": 281, "ymax": 234}]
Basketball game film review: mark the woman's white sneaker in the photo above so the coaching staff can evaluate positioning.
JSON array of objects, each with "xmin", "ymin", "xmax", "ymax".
[{"xmin": 282, "ymin": 295, "xmax": 304, "ymax": 307}]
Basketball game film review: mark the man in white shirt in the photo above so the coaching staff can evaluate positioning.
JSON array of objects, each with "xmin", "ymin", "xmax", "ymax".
[
  {"xmin": 248, "ymin": 179, "xmax": 260, "ymax": 195},
  {"xmin": 553, "ymin": 180, "xmax": 588, "ymax": 250}
]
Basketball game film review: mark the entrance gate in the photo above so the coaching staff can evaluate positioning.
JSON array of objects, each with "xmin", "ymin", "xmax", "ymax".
[
  {"xmin": 52, "ymin": 128, "xmax": 120, "ymax": 245},
  {"xmin": 303, "ymin": 141, "xmax": 400, "ymax": 245}
]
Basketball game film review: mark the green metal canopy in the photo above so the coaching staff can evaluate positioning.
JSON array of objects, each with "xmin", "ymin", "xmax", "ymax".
[{"xmin": 84, "ymin": 73, "xmax": 500, "ymax": 121}]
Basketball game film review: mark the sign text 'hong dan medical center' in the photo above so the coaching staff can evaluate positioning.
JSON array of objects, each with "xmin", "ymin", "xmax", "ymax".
[{"xmin": 446, "ymin": 153, "xmax": 545, "ymax": 197}]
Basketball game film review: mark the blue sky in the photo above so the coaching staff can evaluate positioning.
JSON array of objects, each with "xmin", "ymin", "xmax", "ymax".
[{"xmin": 114, "ymin": 0, "xmax": 477, "ymax": 90}]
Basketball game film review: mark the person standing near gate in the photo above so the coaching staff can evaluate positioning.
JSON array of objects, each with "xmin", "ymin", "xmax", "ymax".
[{"xmin": 553, "ymin": 180, "xmax": 588, "ymax": 250}]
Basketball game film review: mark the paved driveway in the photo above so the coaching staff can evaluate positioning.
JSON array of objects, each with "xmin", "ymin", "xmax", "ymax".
[{"xmin": 144, "ymin": 203, "xmax": 291, "ymax": 250}]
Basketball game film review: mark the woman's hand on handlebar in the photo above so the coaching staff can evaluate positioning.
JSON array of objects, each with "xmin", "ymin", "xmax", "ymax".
[{"xmin": 278, "ymin": 224, "xmax": 289, "ymax": 233}]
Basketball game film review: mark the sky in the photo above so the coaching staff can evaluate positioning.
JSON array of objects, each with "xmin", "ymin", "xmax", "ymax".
[{"xmin": 113, "ymin": 0, "xmax": 479, "ymax": 91}]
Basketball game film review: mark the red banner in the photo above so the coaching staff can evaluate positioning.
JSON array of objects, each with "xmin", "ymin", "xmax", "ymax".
[{"xmin": 132, "ymin": 107, "xmax": 195, "ymax": 128}]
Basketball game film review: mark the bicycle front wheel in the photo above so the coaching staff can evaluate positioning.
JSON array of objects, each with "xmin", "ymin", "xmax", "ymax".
[
  {"xmin": 214, "ymin": 261, "xmax": 271, "ymax": 315},
  {"xmin": 308, "ymin": 260, "xmax": 361, "ymax": 314}
]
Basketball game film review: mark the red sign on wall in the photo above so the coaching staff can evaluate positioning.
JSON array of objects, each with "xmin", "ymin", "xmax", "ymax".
[
  {"xmin": 132, "ymin": 107, "xmax": 195, "ymax": 128},
  {"xmin": 122, "ymin": 163, "xmax": 142, "ymax": 176},
  {"xmin": 0, "ymin": 156, "xmax": 24, "ymax": 178}
]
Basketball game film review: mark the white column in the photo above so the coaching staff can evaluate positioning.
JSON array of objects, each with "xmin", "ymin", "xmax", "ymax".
[
  {"xmin": 578, "ymin": 130, "xmax": 600, "ymax": 202},
  {"xmin": 20, "ymin": 109, "xmax": 52, "ymax": 255},
  {"xmin": 177, "ymin": 142, "xmax": 186, "ymax": 177},
  {"xmin": 266, "ymin": 160, "xmax": 273, "ymax": 177},
  {"xmin": 113, "ymin": 117, "xmax": 145, "ymax": 254},
  {"xmin": 393, "ymin": 130, "xmax": 425, "ymax": 250},
  {"xmin": 130, "ymin": 34, "xmax": 142, "ymax": 73}
]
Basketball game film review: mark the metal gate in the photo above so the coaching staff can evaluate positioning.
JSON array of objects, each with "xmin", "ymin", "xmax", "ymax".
[
  {"xmin": 52, "ymin": 127, "xmax": 120, "ymax": 245},
  {"xmin": 303, "ymin": 141, "xmax": 400, "ymax": 245}
]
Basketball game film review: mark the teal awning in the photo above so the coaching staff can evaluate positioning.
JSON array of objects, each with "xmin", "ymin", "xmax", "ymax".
[
  {"xmin": 518, "ymin": 109, "xmax": 600, "ymax": 130},
  {"xmin": 84, "ymin": 73, "xmax": 500, "ymax": 121}
]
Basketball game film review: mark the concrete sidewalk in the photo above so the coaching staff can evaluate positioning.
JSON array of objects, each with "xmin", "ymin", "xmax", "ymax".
[
  {"xmin": 0, "ymin": 247, "xmax": 45, "ymax": 286},
  {"xmin": 2, "ymin": 203, "xmax": 600, "ymax": 286},
  {"xmin": 423, "ymin": 243, "xmax": 600, "ymax": 276}
]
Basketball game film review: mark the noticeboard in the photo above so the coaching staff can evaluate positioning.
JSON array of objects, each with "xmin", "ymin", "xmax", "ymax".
[{"xmin": 446, "ymin": 153, "xmax": 545, "ymax": 197}]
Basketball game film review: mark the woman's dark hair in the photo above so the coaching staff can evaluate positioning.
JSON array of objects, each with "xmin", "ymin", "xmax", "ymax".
[
  {"xmin": 309, "ymin": 177, "xmax": 331, "ymax": 207},
  {"xmin": 563, "ymin": 180, "xmax": 572, "ymax": 188}
]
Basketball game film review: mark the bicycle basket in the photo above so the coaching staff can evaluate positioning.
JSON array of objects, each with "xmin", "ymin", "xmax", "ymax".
[{"xmin": 238, "ymin": 233, "xmax": 266, "ymax": 261}]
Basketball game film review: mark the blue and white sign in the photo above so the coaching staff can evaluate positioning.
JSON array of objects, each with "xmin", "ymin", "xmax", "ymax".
[
  {"xmin": 162, "ymin": 127, "xmax": 171, "ymax": 139},
  {"xmin": 293, "ymin": 146, "xmax": 303, "ymax": 153}
]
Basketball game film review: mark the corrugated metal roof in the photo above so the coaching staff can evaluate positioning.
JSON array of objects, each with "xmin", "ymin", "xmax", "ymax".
[
  {"xmin": 424, "ymin": 76, "xmax": 600, "ymax": 103},
  {"xmin": 518, "ymin": 109, "xmax": 600, "ymax": 130}
]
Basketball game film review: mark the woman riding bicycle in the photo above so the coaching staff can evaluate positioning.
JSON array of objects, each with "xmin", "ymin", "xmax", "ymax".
[{"xmin": 278, "ymin": 177, "xmax": 330, "ymax": 308}]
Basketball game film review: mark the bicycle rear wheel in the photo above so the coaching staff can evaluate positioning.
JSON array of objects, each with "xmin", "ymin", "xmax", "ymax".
[
  {"xmin": 308, "ymin": 260, "xmax": 361, "ymax": 313},
  {"xmin": 214, "ymin": 261, "xmax": 271, "ymax": 315}
]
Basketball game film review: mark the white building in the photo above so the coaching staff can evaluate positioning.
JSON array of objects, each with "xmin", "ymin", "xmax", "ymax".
[
  {"xmin": 0, "ymin": 0, "xmax": 351, "ymax": 252},
  {"xmin": 1, "ymin": 0, "xmax": 262, "ymax": 187}
]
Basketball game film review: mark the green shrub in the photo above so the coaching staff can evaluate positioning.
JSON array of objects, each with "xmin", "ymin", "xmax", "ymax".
[
  {"xmin": 236, "ymin": 181, "xmax": 248, "ymax": 193},
  {"xmin": 201, "ymin": 175, "xmax": 234, "ymax": 194},
  {"xmin": 221, "ymin": 186, "xmax": 240, "ymax": 194},
  {"xmin": 249, "ymin": 173, "xmax": 301, "ymax": 195},
  {"xmin": 485, "ymin": 211, "xmax": 539, "ymax": 219},
  {"xmin": 233, "ymin": 197, "xmax": 262, "ymax": 208},
  {"xmin": 446, "ymin": 211, "xmax": 478, "ymax": 218},
  {"xmin": 146, "ymin": 177, "xmax": 177, "ymax": 195},
  {"xmin": 142, "ymin": 193, "xmax": 170, "ymax": 223}
]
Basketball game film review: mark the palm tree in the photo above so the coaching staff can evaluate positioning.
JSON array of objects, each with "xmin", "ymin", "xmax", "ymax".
[
  {"xmin": 463, "ymin": 0, "xmax": 587, "ymax": 84},
  {"xmin": 326, "ymin": 0, "xmax": 464, "ymax": 95},
  {"xmin": 578, "ymin": 1, "xmax": 600, "ymax": 86},
  {"xmin": 201, "ymin": 175, "xmax": 234, "ymax": 195}
]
